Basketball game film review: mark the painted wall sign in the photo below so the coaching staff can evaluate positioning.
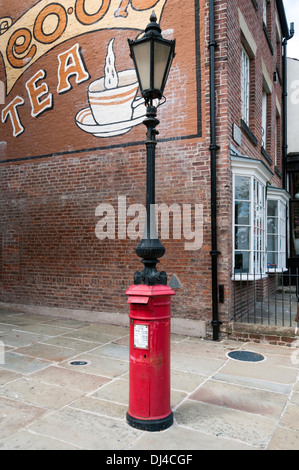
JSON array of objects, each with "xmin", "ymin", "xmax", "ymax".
[
  {"xmin": 0, "ymin": 0, "xmax": 166, "ymax": 95},
  {"xmin": 0, "ymin": 0, "xmax": 203, "ymax": 162},
  {"xmin": 76, "ymin": 38, "xmax": 146, "ymax": 138}
]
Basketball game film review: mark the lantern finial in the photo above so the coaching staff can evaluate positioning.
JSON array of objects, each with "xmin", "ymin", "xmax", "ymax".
[{"xmin": 150, "ymin": 11, "xmax": 157, "ymax": 23}]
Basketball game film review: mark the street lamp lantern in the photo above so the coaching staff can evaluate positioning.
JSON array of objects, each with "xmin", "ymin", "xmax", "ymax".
[{"xmin": 128, "ymin": 11, "xmax": 176, "ymax": 104}]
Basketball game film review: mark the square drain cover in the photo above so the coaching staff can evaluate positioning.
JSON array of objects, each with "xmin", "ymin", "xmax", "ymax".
[{"xmin": 228, "ymin": 350, "xmax": 265, "ymax": 362}]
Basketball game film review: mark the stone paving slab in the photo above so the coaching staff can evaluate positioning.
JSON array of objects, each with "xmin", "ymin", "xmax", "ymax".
[
  {"xmin": 171, "ymin": 352, "xmax": 226, "ymax": 376},
  {"xmin": 213, "ymin": 372, "xmax": 294, "ymax": 395},
  {"xmin": 90, "ymin": 343, "xmax": 130, "ymax": 361},
  {"xmin": 241, "ymin": 342, "xmax": 298, "ymax": 357},
  {"xmin": 92, "ymin": 378, "xmax": 129, "ymax": 404},
  {"xmin": 13, "ymin": 343, "xmax": 82, "ymax": 363},
  {"xmin": 0, "ymin": 369, "xmax": 22, "ymax": 386},
  {"xmin": 0, "ymin": 310, "xmax": 298, "ymax": 450},
  {"xmin": 2, "ymin": 351, "xmax": 52, "ymax": 375},
  {"xmin": 0, "ymin": 397, "xmax": 47, "ymax": 441},
  {"xmin": 70, "ymin": 395, "xmax": 128, "ymax": 420},
  {"xmin": 268, "ymin": 426, "xmax": 299, "ymax": 450},
  {"xmin": 39, "ymin": 335, "xmax": 99, "ymax": 352},
  {"xmin": 280, "ymin": 403, "xmax": 299, "ymax": 431},
  {"xmin": 0, "ymin": 377, "xmax": 84, "ymax": 410},
  {"xmin": 59, "ymin": 353, "xmax": 129, "ymax": 378},
  {"xmin": 130, "ymin": 425, "xmax": 257, "ymax": 451},
  {"xmin": 27, "ymin": 407, "xmax": 141, "ymax": 450},
  {"xmin": 0, "ymin": 430, "xmax": 79, "ymax": 450},
  {"xmin": 0, "ymin": 330, "xmax": 50, "ymax": 348},
  {"xmin": 216, "ymin": 357, "xmax": 298, "ymax": 385},
  {"xmin": 0, "ymin": 324, "xmax": 20, "ymax": 333},
  {"xmin": 189, "ymin": 379, "xmax": 288, "ymax": 418},
  {"xmin": 62, "ymin": 323, "xmax": 129, "ymax": 344},
  {"xmin": 174, "ymin": 400, "xmax": 276, "ymax": 448},
  {"xmin": 171, "ymin": 339, "xmax": 238, "ymax": 359},
  {"xmin": 8, "ymin": 323, "xmax": 72, "ymax": 337},
  {"xmin": 29, "ymin": 365, "xmax": 110, "ymax": 392},
  {"xmin": 0, "ymin": 313, "xmax": 45, "ymax": 327},
  {"xmin": 171, "ymin": 369, "xmax": 206, "ymax": 393}
]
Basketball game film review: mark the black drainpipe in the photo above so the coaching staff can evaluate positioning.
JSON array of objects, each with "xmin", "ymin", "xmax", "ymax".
[
  {"xmin": 209, "ymin": 0, "xmax": 222, "ymax": 341},
  {"xmin": 282, "ymin": 22, "xmax": 295, "ymax": 190}
]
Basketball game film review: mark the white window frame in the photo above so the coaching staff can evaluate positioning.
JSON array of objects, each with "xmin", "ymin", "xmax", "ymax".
[
  {"xmin": 231, "ymin": 155, "xmax": 273, "ymax": 280},
  {"xmin": 263, "ymin": 0, "xmax": 269, "ymax": 27},
  {"xmin": 241, "ymin": 46, "xmax": 250, "ymax": 125},
  {"xmin": 262, "ymin": 90, "xmax": 267, "ymax": 149},
  {"xmin": 266, "ymin": 187, "xmax": 290, "ymax": 272},
  {"xmin": 274, "ymin": 116, "xmax": 278, "ymax": 166},
  {"xmin": 275, "ymin": 103, "xmax": 281, "ymax": 168}
]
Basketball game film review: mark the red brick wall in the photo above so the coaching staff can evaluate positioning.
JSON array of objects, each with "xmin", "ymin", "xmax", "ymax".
[
  {"xmin": 225, "ymin": 0, "xmax": 285, "ymax": 319},
  {"xmin": 0, "ymin": 0, "xmax": 286, "ymax": 333},
  {"xmin": 227, "ymin": 0, "xmax": 284, "ymax": 184}
]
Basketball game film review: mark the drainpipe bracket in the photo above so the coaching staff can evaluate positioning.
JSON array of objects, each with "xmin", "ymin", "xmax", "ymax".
[
  {"xmin": 210, "ymin": 250, "xmax": 221, "ymax": 257},
  {"xmin": 209, "ymin": 144, "xmax": 220, "ymax": 151},
  {"xmin": 211, "ymin": 319, "xmax": 223, "ymax": 327}
]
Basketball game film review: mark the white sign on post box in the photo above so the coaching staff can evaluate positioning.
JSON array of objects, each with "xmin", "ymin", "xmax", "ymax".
[{"xmin": 134, "ymin": 324, "xmax": 149, "ymax": 350}]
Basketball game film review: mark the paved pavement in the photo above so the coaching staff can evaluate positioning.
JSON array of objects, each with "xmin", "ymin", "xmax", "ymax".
[{"xmin": 0, "ymin": 309, "xmax": 299, "ymax": 451}]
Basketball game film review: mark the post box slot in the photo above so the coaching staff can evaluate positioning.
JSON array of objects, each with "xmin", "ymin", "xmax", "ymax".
[{"xmin": 127, "ymin": 296, "xmax": 150, "ymax": 304}]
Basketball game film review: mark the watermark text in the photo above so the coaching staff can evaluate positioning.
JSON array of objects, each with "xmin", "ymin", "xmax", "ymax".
[{"xmin": 95, "ymin": 196, "xmax": 203, "ymax": 251}]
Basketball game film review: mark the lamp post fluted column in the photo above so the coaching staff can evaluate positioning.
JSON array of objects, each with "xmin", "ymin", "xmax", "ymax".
[{"xmin": 134, "ymin": 104, "xmax": 167, "ymax": 286}]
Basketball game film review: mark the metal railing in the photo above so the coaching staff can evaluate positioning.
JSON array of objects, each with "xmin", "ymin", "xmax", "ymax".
[{"xmin": 232, "ymin": 269, "xmax": 299, "ymax": 327}]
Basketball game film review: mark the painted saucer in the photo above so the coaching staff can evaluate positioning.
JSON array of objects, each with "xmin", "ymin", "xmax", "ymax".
[{"xmin": 75, "ymin": 105, "xmax": 146, "ymax": 137}]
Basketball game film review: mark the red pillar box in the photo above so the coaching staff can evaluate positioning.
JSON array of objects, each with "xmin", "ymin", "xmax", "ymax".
[{"xmin": 126, "ymin": 283, "xmax": 175, "ymax": 432}]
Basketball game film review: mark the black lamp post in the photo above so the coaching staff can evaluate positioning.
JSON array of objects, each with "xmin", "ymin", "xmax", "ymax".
[{"xmin": 128, "ymin": 12, "xmax": 176, "ymax": 286}]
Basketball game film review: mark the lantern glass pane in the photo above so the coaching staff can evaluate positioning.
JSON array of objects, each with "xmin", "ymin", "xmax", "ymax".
[
  {"xmin": 154, "ymin": 41, "xmax": 172, "ymax": 92},
  {"xmin": 132, "ymin": 41, "xmax": 151, "ymax": 91}
]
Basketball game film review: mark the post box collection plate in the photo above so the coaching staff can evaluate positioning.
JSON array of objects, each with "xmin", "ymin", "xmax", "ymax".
[{"xmin": 134, "ymin": 323, "xmax": 149, "ymax": 349}]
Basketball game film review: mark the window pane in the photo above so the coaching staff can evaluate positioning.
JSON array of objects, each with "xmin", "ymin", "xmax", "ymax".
[
  {"xmin": 268, "ymin": 200, "xmax": 278, "ymax": 217},
  {"xmin": 263, "ymin": 0, "xmax": 267, "ymax": 25},
  {"xmin": 267, "ymin": 234, "xmax": 278, "ymax": 251},
  {"xmin": 267, "ymin": 217, "xmax": 278, "ymax": 234},
  {"xmin": 235, "ymin": 201, "xmax": 250, "ymax": 225},
  {"xmin": 235, "ymin": 176, "xmax": 250, "ymax": 200},
  {"xmin": 253, "ymin": 180, "xmax": 265, "ymax": 273},
  {"xmin": 262, "ymin": 91, "xmax": 267, "ymax": 148},
  {"xmin": 258, "ymin": 182, "xmax": 264, "ymax": 206},
  {"xmin": 268, "ymin": 252, "xmax": 278, "ymax": 266},
  {"xmin": 235, "ymin": 226, "xmax": 250, "ymax": 250},
  {"xmin": 267, "ymin": 198, "xmax": 287, "ymax": 269},
  {"xmin": 279, "ymin": 251, "xmax": 286, "ymax": 268},
  {"xmin": 241, "ymin": 47, "xmax": 250, "ymax": 125},
  {"xmin": 235, "ymin": 251, "xmax": 250, "ymax": 273}
]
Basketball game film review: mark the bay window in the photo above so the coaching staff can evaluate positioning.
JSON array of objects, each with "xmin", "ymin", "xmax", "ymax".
[
  {"xmin": 266, "ymin": 188, "xmax": 289, "ymax": 271},
  {"xmin": 232, "ymin": 155, "xmax": 290, "ymax": 277},
  {"xmin": 234, "ymin": 174, "xmax": 266, "ymax": 275}
]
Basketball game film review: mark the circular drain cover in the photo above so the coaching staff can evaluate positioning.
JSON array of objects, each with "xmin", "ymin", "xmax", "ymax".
[
  {"xmin": 228, "ymin": 350, "xmax": 265, "ymax": 362},
  {"xmin": 69, "ymin": 360, "xmax": 89, "ymax": 366}
]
